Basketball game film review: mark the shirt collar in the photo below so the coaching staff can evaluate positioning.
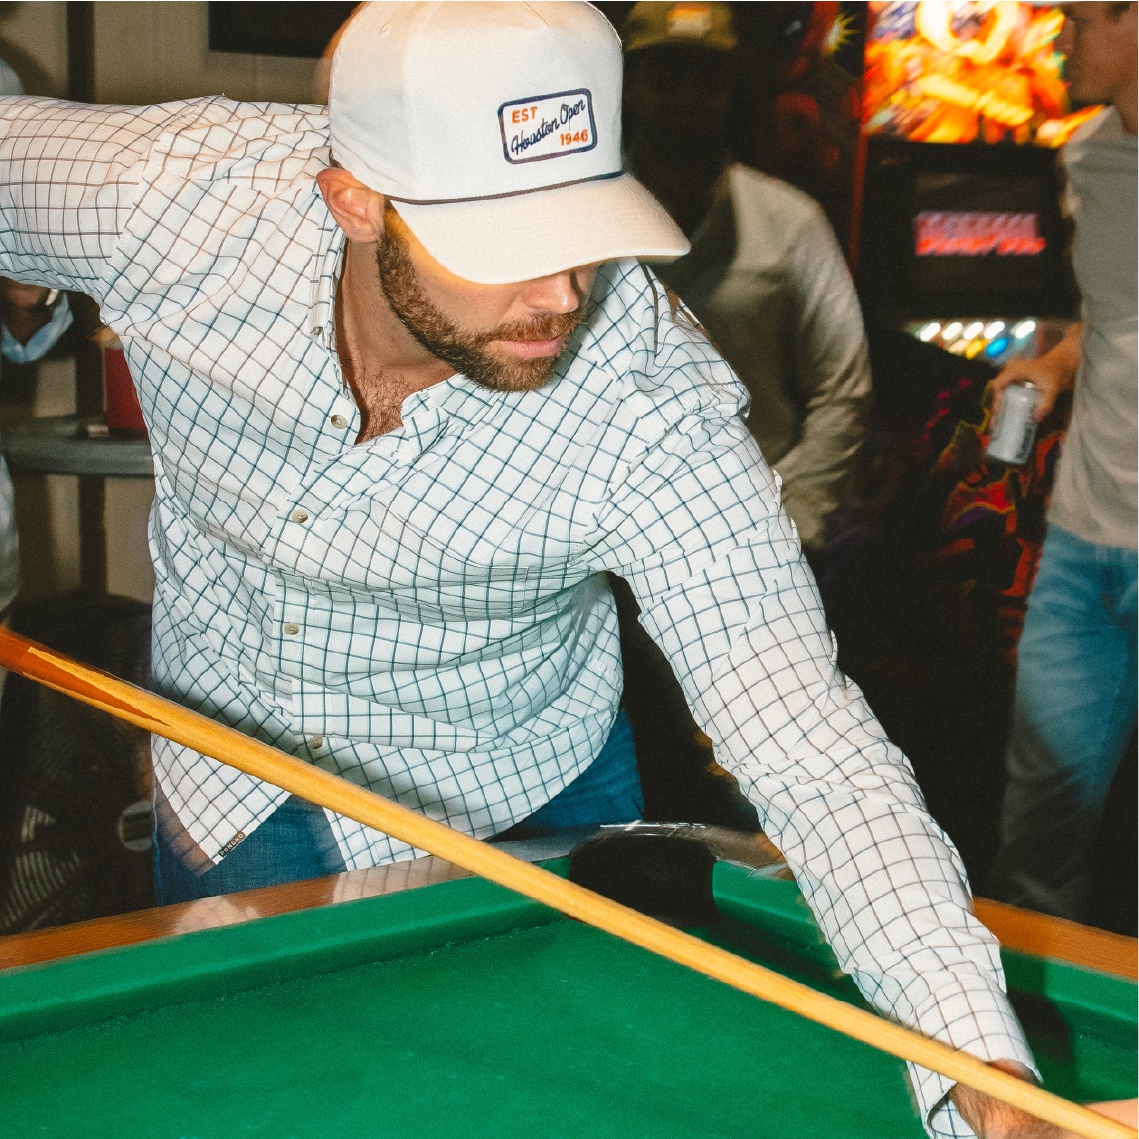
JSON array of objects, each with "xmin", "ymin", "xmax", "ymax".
[{"xmin": 308, "ymin": 203, "xmax": 347, "ymax": 351}]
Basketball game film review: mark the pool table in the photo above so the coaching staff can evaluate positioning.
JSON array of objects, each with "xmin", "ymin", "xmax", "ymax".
[{"xmin": 0, "ymin": 856, "xmax": 1135, "ymax": 1139}]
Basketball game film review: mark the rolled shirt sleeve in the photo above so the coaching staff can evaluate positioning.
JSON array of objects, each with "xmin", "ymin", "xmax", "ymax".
[{"xmin": 0, "ymin": 96, "xmax": 193, "ymax": 296}]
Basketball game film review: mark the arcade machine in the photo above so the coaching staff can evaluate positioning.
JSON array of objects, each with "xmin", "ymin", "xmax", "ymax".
[{"xmin": 857, "ymin": 0, "xmax": 1095, "ymax": 362}]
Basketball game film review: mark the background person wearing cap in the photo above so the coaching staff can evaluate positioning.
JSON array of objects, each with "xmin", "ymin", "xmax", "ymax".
[
  {"xmin": 0, "ymin": 4, "xmax": 1115, "ymax": 1136},
  {"xmin": 621, "ymin": 0, "xmax": 872, "ymax": 559}
]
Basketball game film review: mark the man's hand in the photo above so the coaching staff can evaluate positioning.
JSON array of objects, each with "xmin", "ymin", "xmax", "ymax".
[
  {"xmin": 950, "ymin": 1059, "xmax": 1138, "ymax": 1137},
  {"xmin": 989, "ymin": 323, "xmax": 1081, "ymax": 423},
  {"xmin": 0, "ymin": 276, "xmax": 58, "ymax": 346}
]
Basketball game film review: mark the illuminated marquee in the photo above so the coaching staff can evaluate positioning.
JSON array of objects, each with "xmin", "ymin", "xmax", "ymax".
[{"xmin": 914, "ymin": 210, "xmax": 1046, "ymax": 256}]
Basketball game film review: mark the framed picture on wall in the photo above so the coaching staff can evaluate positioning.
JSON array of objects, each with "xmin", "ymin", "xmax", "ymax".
[{"xmin": 208, "ymin": 2, "xmax": 358, "ymax": 59}]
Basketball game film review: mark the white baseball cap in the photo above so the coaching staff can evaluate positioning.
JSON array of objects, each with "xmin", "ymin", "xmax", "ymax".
[{"xmin": 328, "ymin": 1, "xmax": 689, "ymax": 284}]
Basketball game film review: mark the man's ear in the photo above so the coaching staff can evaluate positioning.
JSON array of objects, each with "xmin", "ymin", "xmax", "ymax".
[{"xmin": 315, "ymin": 167, "xmax": 386, "ymax": 244}]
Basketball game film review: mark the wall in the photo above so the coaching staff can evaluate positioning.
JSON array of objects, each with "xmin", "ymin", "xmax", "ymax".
[
  {"xmin": 0, "ymin": 1, "xmax": 67, "ymax": 97},
  {"xmin": 0, "ymin": 3, "xmax": 321, "ymax": 605},
  {"xmin": 92, "ymin": 2, "xmax": 317, "ymax": 105}
]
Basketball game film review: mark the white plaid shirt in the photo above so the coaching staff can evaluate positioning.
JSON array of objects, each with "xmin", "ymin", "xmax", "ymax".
[{"xmin": 0, "ymin": 96, "xmax": 1034, "ymax": 1136}]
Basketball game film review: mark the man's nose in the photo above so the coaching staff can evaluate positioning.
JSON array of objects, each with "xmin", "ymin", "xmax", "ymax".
[{"xmin": 521, "ymin": 271, "xmax": 583, "ymax": 314}]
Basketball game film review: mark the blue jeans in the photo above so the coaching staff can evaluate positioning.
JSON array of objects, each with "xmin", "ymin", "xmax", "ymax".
[
  {"xmin": 154, "ymin": 709, "xmax": 642, "ymax": 905},
  {"xmin": 988, "ymin": 525, "xmax": 1138, "ymax": 920}
]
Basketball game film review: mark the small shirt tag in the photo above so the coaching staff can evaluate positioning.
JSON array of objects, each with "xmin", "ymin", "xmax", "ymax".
[
  {"xmin": 498, "ymin": 89, "xmax": 597, "ymax": 165},
  {"xmin": 218, "ymin": 831, "xmax": 247, "ymax": 858}
]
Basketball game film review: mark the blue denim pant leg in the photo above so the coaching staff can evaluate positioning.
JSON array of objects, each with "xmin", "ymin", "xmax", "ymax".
[
  {"xmin": 153, "ymin": 795, "xmax": 348, "ymax": 906},
  {"xmin": 502, "ymin": 708, "xmax": 643, "ymax": 838},
  {"xmin": 154, "ymin": 710, "xmax": 642, "ymax": 905},
  {"xmin": 988, "ymin": 525, "xmax": 1138, "ymax": 920}
]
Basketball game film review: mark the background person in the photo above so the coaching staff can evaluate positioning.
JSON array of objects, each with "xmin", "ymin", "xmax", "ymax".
[
  {"xmin": 986, "ymin": 1, "xmax": 1138, "ymax": 925},
  {"xmin": 0, "ymin": 277, "xmax": 77, "ymax": 619},
  {"xmin": 621, "ymin": 0, "xmax": 872, "ymax": 558},
  {"xmin": 0, "ymin": 59, "xmax": 19, "ymax": 98}
]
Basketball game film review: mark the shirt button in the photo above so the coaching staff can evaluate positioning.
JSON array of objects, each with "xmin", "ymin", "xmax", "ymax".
[
  {"xmin": 308, "ymin": 735, "xmax": 324, "ymax": 749},
  {"xmin": 330, "ymin": 414, "xmax": 348, "ymax": 429},
  {"xmin": 289, "ymin": 509, "xmax": 309, "ymax": 524},
  {"xmin": 283, "ymin": 622, "xmax": 300, "ymax": 636}
]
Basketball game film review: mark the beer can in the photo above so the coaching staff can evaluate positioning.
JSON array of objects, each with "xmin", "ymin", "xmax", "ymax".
[{"xmin": 986, "ymin": 382, "xmax": 1042, "ymax": 464}]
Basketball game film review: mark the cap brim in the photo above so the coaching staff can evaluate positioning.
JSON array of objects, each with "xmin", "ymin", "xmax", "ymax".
[
  {"xmin": 391, "ymin": 173, "xmax": 690, "ymax": 285},
  {"xmin": 624, "ymin": 32, "xmax": 738, "ymax": 53}
]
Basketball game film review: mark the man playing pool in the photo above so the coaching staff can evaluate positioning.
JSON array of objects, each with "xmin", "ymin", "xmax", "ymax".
[{"xmin": 0, "ymin": 4, "xmax": 1131, "ymax": 1137}]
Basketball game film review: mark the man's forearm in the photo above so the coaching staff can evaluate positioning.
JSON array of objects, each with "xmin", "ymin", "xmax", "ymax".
[
  {"xmin": 951, "ymin": 1059, "xmax": 1137, "ymax": 1138},
  {"xmin": 1049, "ymin": 320, "xmax": 1083, "ymax": 381},
  {"xmin": 950, "ymin": 1059, "xmax": 1048, "ymax": 1137}
]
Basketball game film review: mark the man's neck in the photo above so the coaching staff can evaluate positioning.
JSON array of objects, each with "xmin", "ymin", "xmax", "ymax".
[
  {"xmin": 335, "ymin": 241, "xmax": 453, "ymax": 441},
  {"xmin": 1108, "ymin": 36, "xmax": 1138, "ymax": 135},
  {"xmin": 338, "ymin": 241, "xmax": 448, "ymax": 375},
  {"xmin": 1114, "ymin": 90, "xmax": 1138, "ymax": 135}
]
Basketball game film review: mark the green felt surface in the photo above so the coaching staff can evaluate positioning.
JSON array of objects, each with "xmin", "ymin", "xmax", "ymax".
[{"xmin": 0, "ymin": 870, "xmax": 1134, "ymax": 1139}]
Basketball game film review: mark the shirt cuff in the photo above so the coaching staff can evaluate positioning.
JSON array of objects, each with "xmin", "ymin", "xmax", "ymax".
[{"xmin": 907, "ymin": 983, "xmax": 1039, "ymax": 1138}]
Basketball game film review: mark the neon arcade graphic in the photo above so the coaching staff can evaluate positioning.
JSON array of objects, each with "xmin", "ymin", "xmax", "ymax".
[
  {"xmin": 856, "ymin": 3, "xmax": 1081, "ymax": 366},
  {"xmin": 914, "ymin": 210, "xmax": 1046, "ymax": 257}
]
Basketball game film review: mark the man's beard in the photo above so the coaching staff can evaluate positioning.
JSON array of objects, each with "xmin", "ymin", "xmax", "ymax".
[{"xmin": 375, "ymin": 225, "xmax": 588, "ymax": 393}]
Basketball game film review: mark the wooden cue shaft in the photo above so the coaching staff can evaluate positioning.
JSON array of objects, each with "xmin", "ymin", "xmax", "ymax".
[{"xmin": 0, "ymin": 626, "xmax": 1131, "ymax": 1139}]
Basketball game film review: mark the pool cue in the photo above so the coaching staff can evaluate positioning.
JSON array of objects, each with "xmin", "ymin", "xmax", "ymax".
[{"xmin": 0, "ymin": 627, "xmax": 1130, "ymax": 1139}]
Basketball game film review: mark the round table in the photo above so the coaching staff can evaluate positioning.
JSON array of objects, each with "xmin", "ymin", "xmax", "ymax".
[{"xmin": 1, "ymin": 414, "xmax": 151, "ymax": 477}]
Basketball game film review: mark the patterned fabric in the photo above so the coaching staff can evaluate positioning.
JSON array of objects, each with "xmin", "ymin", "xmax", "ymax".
[{"xmin": 0, "ymin": 95, "xmax": 1033, "ymax": 1136}]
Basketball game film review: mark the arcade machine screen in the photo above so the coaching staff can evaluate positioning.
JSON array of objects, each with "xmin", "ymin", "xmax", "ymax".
[{"xmin": 858, "ymin": 0, "xmax": 1096, "ymax": 365}]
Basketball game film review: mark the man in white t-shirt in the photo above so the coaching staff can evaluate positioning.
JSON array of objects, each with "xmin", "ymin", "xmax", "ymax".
[
  {"xmin": 0, "ymin": 59, "xmax": 21, "ymax": 98},
  {"xmin": 987, "ymin": 3, "xmax": 1137, "ymax": 929}
]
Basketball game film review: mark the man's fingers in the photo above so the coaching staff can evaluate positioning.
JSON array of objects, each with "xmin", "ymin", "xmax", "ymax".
[
  {"xmin": 989, "ymin": 366, "xmax": 1029, "ymax": 418},
  {"xmin": 1032, "ymin": 390, "xmax": 1056, "ymax": 422}
]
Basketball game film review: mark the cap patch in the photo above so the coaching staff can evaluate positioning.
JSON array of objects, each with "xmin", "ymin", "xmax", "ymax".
[
  {"xmin": 499, "ymin": 89, "xmax": 597, "ymax": 165},
  {"xmin": 667, "ymin": 3, "xmax": 714, "ymax": 37}
]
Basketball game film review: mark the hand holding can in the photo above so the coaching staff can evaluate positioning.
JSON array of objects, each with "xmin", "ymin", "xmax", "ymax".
[{"xmin": 986, "ymin": 382, "xmax": 1042, "ymax": 464}]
